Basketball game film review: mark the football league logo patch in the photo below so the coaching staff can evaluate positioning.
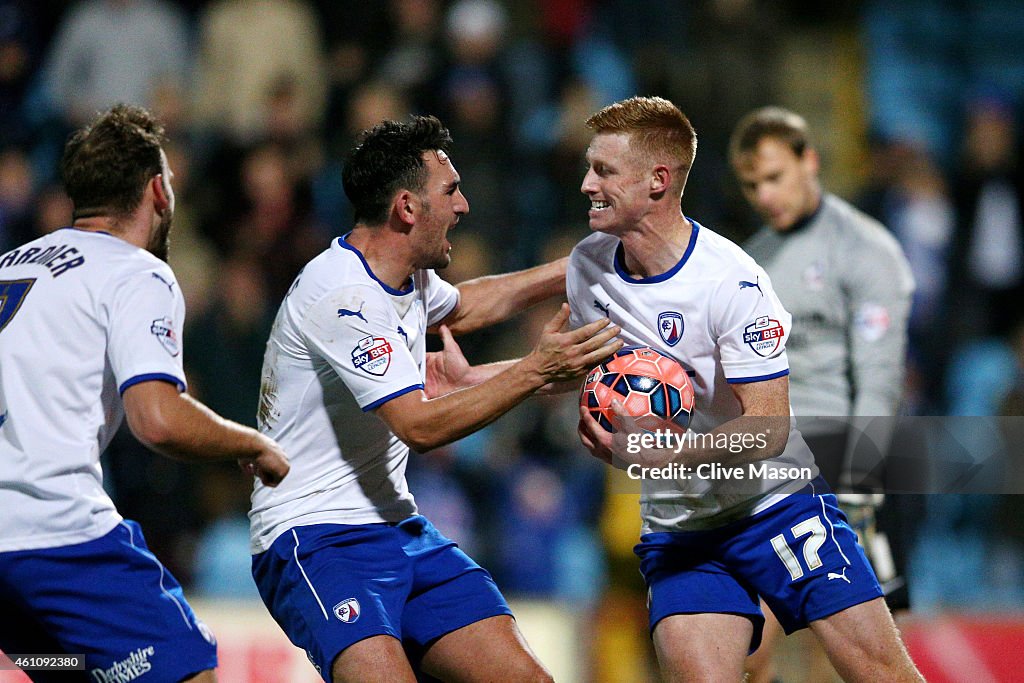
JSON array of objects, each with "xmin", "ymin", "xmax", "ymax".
[
  {"xmin": 658, "ymin": 312, "xmax": 684, "ymax": 347},
  {"xmin": 351, "ymin": 335, "xmax": 393, "ymax": 376},
  {"xmin": 150, "ymin": 317, "xmax": 180, "ymax": 357},
  {"xmin": 853, "ymin": 303, "xmax": 891, "ymax": 343},
  {"xmin": 333, "ymin": 598, "xmax": 360, "ymax": 623},
  {"xmin": 743, "ymin": 316, "xmax": 785, "ymax": 357}
]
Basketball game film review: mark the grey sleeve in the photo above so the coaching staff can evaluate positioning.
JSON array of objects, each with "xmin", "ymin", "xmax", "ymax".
[{"xmin": 842, "ymin": 229, "xmax": 915, "ymax": 417}]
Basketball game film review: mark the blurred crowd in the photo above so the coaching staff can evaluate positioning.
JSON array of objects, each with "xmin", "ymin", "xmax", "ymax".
[{"xmin": 3, "ymin": 0, "xmax": 1024, "ymax": 671}]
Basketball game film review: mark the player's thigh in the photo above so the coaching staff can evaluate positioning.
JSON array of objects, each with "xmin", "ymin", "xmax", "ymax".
[
  {"xmin": 809, "ymin": 597, "xmax": 923, "ymax": 683},
  {"xmin": 419, "ymin": 615, "xmax": 552, "ymax": 683},
  {"xmin": 396, "ymin": 516, "xmax": 536, "ymax": 680},
  {"xmin": 252, "ymin": 524, "xmax": 414, "ymax": 682},
  {"xmin": 331, "ymin": 635, "xmax": 416, "ymax": 683},
  {"xmin": 635, "ymin": 532, "xmax": 765, "ymax": 655},
  {"xmin": 1, "ymin": 521, "xmax": 216, "ymax": 682},
  {"xmin": 396, "ymin": 517, "xmax": 514, "ymax": 657},
  {"xmin": 653, "ymin": 613, "xmax": 752, "ymax": 683},
  {"xmin": 732, "ymin": 486, "xmax": 884, "ymax": 636},
  {"xmin": 743, "ymin": 601, "xmax": 786, "ymax": 683}
]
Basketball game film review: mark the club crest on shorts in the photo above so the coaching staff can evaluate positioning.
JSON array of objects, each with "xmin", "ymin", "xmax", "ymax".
[
  {"xmin": 333, "ymin": 598, "xmax": 360, "ymax": 623},
  {"xmin": 351, "ymin": 335, "xmax": 392, "ymax": 375},
  {"xmin": 149, "ymin": 317, "xmax": 180, "ymax": 357},
  {"xmin": 743, "ymin": 316, "xmax": 785, "ymax": 357},
  {"xmin": 658, "ymin": 311, "xmax": 684, "ymax": 347}
]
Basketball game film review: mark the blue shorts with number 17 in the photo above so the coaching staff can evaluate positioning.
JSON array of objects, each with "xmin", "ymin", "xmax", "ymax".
[
  {"xmin": 252, "ymin": 515, "xmax": 511, "ymax": 681},
  {"xmin": 636, "ymin": 478, "xmax": 883, "ymax": 653}
]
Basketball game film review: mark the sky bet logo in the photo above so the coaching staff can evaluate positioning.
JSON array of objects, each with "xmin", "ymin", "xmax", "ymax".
[
  {"xmin": 743, "ymin": 316, "xmax": 785, "ymax": 357},
  {"xmin": 351, "ymin": 336, "xmax": 393, "ymax": 376}
]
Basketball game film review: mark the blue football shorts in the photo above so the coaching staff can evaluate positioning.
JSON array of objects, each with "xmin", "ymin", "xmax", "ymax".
[
  {"xmin": 635, "ymin": 478, "xmax": 883, "ymax": 653},
  {"xmin": 0, "ymin": 520, "xmax": 217, "ymax": 683},
  {"xmin": 252, "ymin": 515, "xmax": 512, "ymax": 681}
]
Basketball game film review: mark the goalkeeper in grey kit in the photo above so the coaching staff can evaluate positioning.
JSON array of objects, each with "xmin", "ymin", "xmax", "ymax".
[{"xmin": 730, "ymin": 106, "xmax": 916, "ymax": 682}]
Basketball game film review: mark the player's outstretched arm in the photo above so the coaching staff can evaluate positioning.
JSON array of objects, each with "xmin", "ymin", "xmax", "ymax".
[
  {"xmin": 437, "ymin": 257, "xmax": 568, "ymax": 335},
  {"xmin": 379, "ymin": 304, "xmax": 622, "ymax": 452},
  {"xmin": 123, "ymin": 380, "xmax": 290, "ymax": 486}
]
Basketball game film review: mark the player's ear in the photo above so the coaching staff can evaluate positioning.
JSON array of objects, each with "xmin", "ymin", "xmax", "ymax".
[
  {"xmin": 152, "ymin": 174, "xmax": 171, "ymax": 214},
  {"xmin": 651, "ymin": 165, "xmax": 671, "ymax": 195},
  {"xmin": 393, "ymin": 190, "xmax": 416, "ymax": 231},
  {"xmin": 802, "ymin": 147, "xmax": 820, "ymax": 176}
]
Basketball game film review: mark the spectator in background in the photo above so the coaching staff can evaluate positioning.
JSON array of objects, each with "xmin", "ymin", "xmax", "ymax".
[
  {"xmin": 440, "ymin": 67, "xmax": 509, "ymax": 261},
  {"xmin": 313, "ymin": 2, "xmax": 390, "ymax": 155},
  {"xmin": 0, "ymin": 0, "xmax": 40, "ymax": 147},
  {"xmin": 885, "ymin": 145, "xmax": 954, "ymax": 412},
  {"xmin": 855, "ymin": 134, "xmax": 955, "ymax": 414},
  {"xmin": 374, "ymin": 0, "xmax": 446, "ymax": 115},
  {"xmin": 193, "ymin": 0, "xmax": 325, "ymax": 146},
  {"xmin": 39, "ymin": 0, "xmax": 190, "ymax": 128},
  {"xmin": 196, "ymin": 141, "xmax": 325, "ymax": 302},
  {"xmin": 185, "ymin": 257, "xmax": 275, "ymax": 428},
  {"xmin": 948, "ymin": 91, "xmax": 1024, "ymax": 343},
  {"xmin": 311, "ymin": 80, "xmax": 412, "ymax": 233}
]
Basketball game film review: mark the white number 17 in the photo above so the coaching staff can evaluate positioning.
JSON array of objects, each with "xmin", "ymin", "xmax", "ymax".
[{"xmin": 770, "ymin": 515, "xmax": 826, "ymax": 581}]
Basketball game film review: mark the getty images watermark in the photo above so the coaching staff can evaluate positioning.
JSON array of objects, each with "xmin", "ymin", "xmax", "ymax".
[{"xmin": 623, "ymin": 428, "xmax": 814, "ymax": 482}]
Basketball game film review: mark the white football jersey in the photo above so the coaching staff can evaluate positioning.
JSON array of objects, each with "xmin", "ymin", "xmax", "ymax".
[
  {"xmin": 568, "ymin": 221, "xmax": 817, "ymax": 533},
  {"xmin": 0, "ymin": 229, "xmax": 187, "ymax": 551},
  {"xmin": 249, "ymin": 235, "xmax": 459, "ymax": 552}
]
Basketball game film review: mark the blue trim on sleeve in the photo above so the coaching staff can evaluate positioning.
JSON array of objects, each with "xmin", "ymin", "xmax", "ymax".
[
  {"xmin": 726, "ymin": 369, "xmax": 790, "ymax": 384},
  {"xmin": 338, "ymin": 234, "xmax": 415, "ymax": 296},
  {"xmin": 119, "ymin": 373, "xmax": 187, "ymax": 395},
  {"xmin": 361, "ymin": 384, "xmax": 424, "ymax": 412},
  {"xmin": 614, "ymin": 220, "xmax": 700, "ymax": 284}
]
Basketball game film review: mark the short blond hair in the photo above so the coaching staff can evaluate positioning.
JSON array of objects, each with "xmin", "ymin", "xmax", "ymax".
[{"xmin": 586, "ymin": 96, "xmax": 697, "ymax": 188}]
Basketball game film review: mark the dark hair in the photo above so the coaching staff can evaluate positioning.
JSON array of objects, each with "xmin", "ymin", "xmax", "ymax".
[
  {"xmin": 342, "ymin": 115, "xmax": 453, "ymax": 225},
  {"xmin": 586, "ymin": 96, "xmax": 697, "ymax": 191},
  {"xmin": 729, "ymin": 107, "xmax": 811, "ymax": 162},
  {"xmin": 59, "ymin": 104, "xmax": 166, "ymax": 219}
]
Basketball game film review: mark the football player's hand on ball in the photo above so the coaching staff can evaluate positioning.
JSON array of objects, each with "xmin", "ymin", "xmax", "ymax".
[{"xmin": 579, "ymin": 398, "xmax": 670, "ymax": 468}]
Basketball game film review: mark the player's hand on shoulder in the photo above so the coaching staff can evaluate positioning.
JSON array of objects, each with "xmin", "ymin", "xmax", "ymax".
[
  {"xmin": 240, "ymin": 435, "xmax": 290, "ymax": 487},
  {"xmin": 527, "ymin": 303, "xmax": 623, "ymax": 384}
]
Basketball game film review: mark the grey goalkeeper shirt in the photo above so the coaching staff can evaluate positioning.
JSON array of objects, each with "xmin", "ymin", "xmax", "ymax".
[{"xmin": 743, "ymin": 193, "xmax": 914, "ymax": 420}]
